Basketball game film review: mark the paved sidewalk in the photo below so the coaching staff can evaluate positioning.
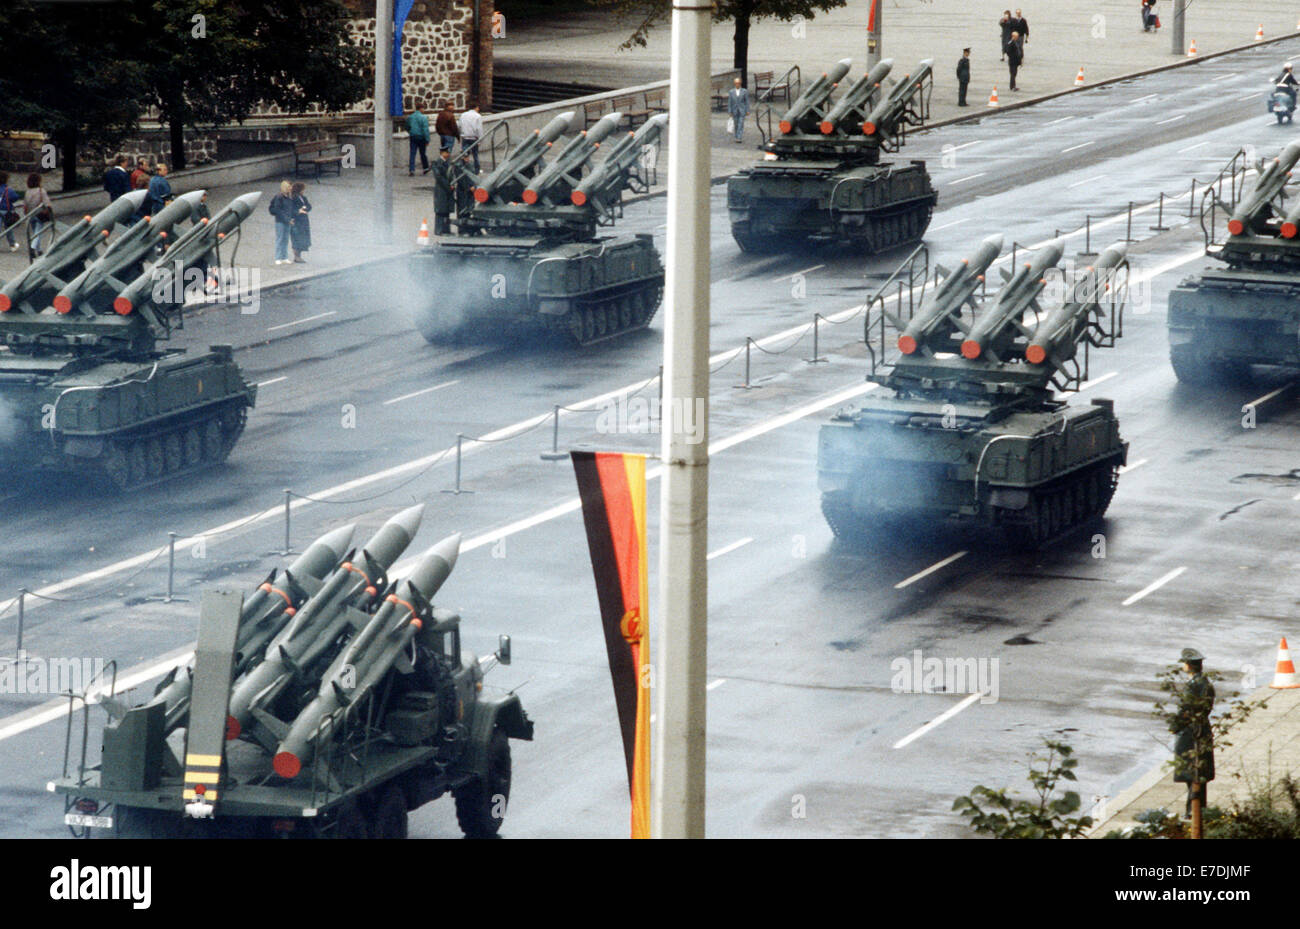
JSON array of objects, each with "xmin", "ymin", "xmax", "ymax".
[{"xmin": 1090, "ymin": 685, "xmax": 1300, "ymax": 836}]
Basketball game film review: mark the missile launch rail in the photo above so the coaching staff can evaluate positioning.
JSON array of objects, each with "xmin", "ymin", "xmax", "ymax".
[
  {"xmin": 0, "ymin": 190, "xmax": 258, "ymax": 491},
  {"xmin": 413, "ymin": 111, "xmax": 667, "ymax": 347},
  {"xmin": 1168, "ymin": 141, "xmax": 1300, "ymax": 383},
  {"xmin": 728, "ymin": 57, "xmax": 937, "ymax": 254},
  {"xmin": 50, "ymin": 508, "xmax": 534, "ymax": 839},
  {"xmin": 817, "ymin": 234, "xmax": 1132, "ymax": 548}
]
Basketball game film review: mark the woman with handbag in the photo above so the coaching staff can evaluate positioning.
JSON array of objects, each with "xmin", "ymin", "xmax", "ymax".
[
  {"xmin": 288, "ymin": 181, "xmax": 311, "ymax": 263},
  {"xmin": 22, "ymin": 174, "xmax": 53, "ymax": 258}
]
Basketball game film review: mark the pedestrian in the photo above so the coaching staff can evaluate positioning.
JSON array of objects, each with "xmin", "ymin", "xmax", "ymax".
[
  {"xmin": 1014, "ymin": 9, "xmax": 1029, "ymax": 63},
  {"xmin": 1170, "ymin": 648, "xmax": 1215, "ymax": 821},
  {"xmin": 1006, "ymin": 32, "xmax": 1022, "ymax": 91},
  {"xmin": 0, "ymin": 171, "xmax": 20, "ymax": 252},
  {"xmin": 1141, "ymin": 0, "xmax": 1156, "ymax": 33},
  {"xmin": 407, "ymin": 100, "xmax": 430, "ymax": 177},
  {"xmin": 269, "ymin": 180, "xmax": 295, "ymax": 265},
  {"xmin": 435, "ymin": 101, "xmax": 460, "ymax": 153},
  {"xmin": 103, "ymin": 155, "xmax": 131, "ymax": 202},
  {"xmin": 22, "ymin": 173, "xmax": 54, "ymax": 258},
  {"xmin": 432, "ymin": 148, "xmax": 453, "ymax": 235},
  {"xmin": 453, "ymin": 153, "xmax": 476, "ymax": 224},
  {"xmin": 727, "ymin": 76, "xmax": 749, "ymax": 143},
  {"xmin": 1274, "ymin": 62, "xmax": 1299, "ymax": 106},
  {"xmin": 956, "ymin": 48, "xmax": 971, "ymax": 106},
  {"xmin": 288, "ymin": 180, "xmax": 312, "ymax": 263},
  {"xmin": 145, "ymin": 162, "xmax": 172, "ymax": 218},
  {"xmin": 999, "ymin": 10, "xmax": 1014, "ymax": 60},
  {"xmin": 458, "ymin": 100, "xmax": 484, "ymax": 173},
  {"xmin": 130, "ymin": 157, "xmax": 151, "ymax": 191}
]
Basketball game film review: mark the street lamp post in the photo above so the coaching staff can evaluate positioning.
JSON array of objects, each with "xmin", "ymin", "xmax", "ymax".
[{"xmin": 374, "ymin": 0, "xmax": 394, "ymax": 244}]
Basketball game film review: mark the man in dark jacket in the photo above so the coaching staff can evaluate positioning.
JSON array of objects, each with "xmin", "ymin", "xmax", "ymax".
[
  {"xmin": 1170, "ymin": 647, "xmax": 1215, "ymax": 820},
  {"xmin": 1275, "ymin": 63, "xmax": 1299, "ymax": 106},
  {"xmin": 1013, "ymin": 9, "xmax": 1029, "ymax": 62},
  {"xmin": 145, "ymin": 163, "xmax": 172, "ymax": 217},
  {"xmin": 103, "ymin": 156, "xmax": 131, "ymax": 202},
  {"xmin": 432, "ymin": 148, "xmax": 454, "ymax": 234},
  {"xmin": 1006, "ymin": 32, "xmax": 1022, "ymax": 90},
  {"xmin": 435, "ymin": 102, "xmax": 460, "ymax": 153},
  {"xmin": 956, "ymin": 48, "xmax": 971, "ymax": 106},
  {"xmin": 999, "ymin": 10, "xmax": 1014, "ymax": 60}
]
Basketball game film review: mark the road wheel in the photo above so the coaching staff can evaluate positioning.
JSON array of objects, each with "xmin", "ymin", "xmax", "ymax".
[
  {"xmin": 163, "ymin": 431, "xmax": 183, "ymax": 474},
  {"xmin": 1032, "ymin": 495, "xmax": 1052, "ymax": 546},
  {"xmin": 183, "ymin": 427, "xmax": 203, "ymax": 467},
  {"xmin": 332, "ymin": 802, "xmax": 370, "ymax": 839},
  {"xmin": 202, "ymin": 419, "xmax": 223, "ymax": 461},
  {"xmin": 370, "ymin": 786, "xmax": 408, "ymax": 840},
  {"xmin": 103, "ymin": 444, "xmax": 131, "ymax": 491},
  {"xmin": 127, "ymin": 441, "xmax": 147, "ymax": 487},
  {"xmin": 454, "ymin": 729, "xmax": 511, "ymax": 838}
]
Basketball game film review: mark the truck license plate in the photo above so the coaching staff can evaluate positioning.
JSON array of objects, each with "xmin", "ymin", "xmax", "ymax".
[{"xmin": 64, "ymin": 813, "xmax": 113, "ymax": 829}]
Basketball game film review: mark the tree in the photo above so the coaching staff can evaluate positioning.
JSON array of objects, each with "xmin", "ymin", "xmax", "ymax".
[
  {"xmin": 596, "ymin": 0, "xmax": 848, "ymax": 89},
  {"xmin": 0, "ymin": 1, "xmax": 147, "ymax": 190},
  {"xmin": 952, "ymin": 739, "xmax": 1095, "ymax": 838},
  {"xmin": 122, "ymin": 0, "xmax": 370, "ymax": 172}
]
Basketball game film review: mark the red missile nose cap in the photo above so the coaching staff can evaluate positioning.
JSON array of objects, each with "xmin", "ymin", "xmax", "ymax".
[
  {"xmin": 897, "ymin": 334, "xmax": 918, "ymax": 355},
  {"xmin": 473, "ymin": 187, "xmax": 489, "ymax": 203},
  {"xmin": 273, "ymin": 752, "xmax": 302, "ymax": 779},
  {"xmin": 863, "ymin": 122, "xmax": 877, "ymax": 135},
  {"xmin": 194, "ymin": 783, "xmax": 206, "ymax": 796},
  {"xmin": 819, "ymin": 121, "xmax": 834, "ymax": 135},
  {"xmin": 1228, "ymin": 219, "xmax": 1245, "ymax": 236},
  {"xmin": 960, "ymin": 340, "xmax": 982, "ymax": 359},
  {"xmin": 571, "ymin": 190, "xmax": 587, "ymax": 206},
  {"xmin": 1026, "ymin": 344, "xmax": 1048, "ymax": 364},
  {"xmin": 522, "ymin": 189, "xmax": 538, "ymax": 204},
  {"xmin": 53, "ymin": 295, "xmax": 72, "ymax": 314},
  {"xmin": 225, "ymin": 715, "xmax": 241, "ymax": 741},
  {"xmin": 113, "ymin": 297, "xmax": 133, "ymax": 315},
  {"xmin": 0, "ymin": 294, "xmax": 10, "ymax": 313},
  {"xmin": 1284, "ymin": 222, "xmax": 1298, "ymax": 239},
  {"xmin": 779, "ymin": 120, "xmax": 793, "ymax": 134}
]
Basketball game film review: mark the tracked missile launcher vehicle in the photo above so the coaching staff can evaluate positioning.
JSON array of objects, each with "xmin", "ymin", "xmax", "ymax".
[
  {"xmin": 51, "ymin": 506, "xmax": 534, "ymax": 839},
  {"xmin": 1168, "ymin": 141, "xmax": 1300, "ymax": 383},
  {"xmin": 728, "ymin": 58, "xmax": 936, "ymax": 254},
  {"xmin": 414, "ymin": 111, "xmax": 667, "ymax": 346},
  {"xmin": 817, "ymin": 235, "xmax": 1132, "ymax": 548},
  {"xmin": 0, "ymin": 190, "xmax": 258, "ymax": 491}
]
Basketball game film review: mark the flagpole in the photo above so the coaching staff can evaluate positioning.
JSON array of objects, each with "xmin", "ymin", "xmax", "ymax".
[
  {"xmin": 374, "ymin": 0, "xmax": 394, "ymax": 245},
  {"xmin": 652, "ymin": 0, "xmax": 711, "ymax": 839}
]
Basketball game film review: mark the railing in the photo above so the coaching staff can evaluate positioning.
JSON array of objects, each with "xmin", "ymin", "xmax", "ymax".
[
  {"xmin": 1, "ymin": 209, "xmax": 68, "ymax": 265},
  {"xmin": 462, "ymin": 120, "xmax": 512, "ymax": 175},
  {"xmin": 863, "ymin": 242, "xmax": 931, "ymax": 374},
  {"xmin": 757, "ymin": 64, "xmax": 801, "ymax": 105}
]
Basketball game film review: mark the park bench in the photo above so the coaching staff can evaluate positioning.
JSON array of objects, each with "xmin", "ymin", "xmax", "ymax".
[
  {"xmin": 583, "ymin": 97, "xmax": 612, "ymax": 128},
  {"xmin": 613, "ymin": 93, "xmax": 651, "ymax": 129},
  {"xmin": 754, "ymin": 70, "xmax": 790, "ymax": 104},
  {"xmin": 711, "ymin": 76, "xmax": 730, "ymax": 111},
  {"xmin": 294, "ymin": 139, "xmax": 345, "ymax": 179},
  {"xmin": 643, "ymin": 88, "xmax": 668, "ymax": 116}
]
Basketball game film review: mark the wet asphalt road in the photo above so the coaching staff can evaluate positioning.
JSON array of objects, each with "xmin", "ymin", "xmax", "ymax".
[{"xmin": 1, "ymin": 39, "xmax": 1299, "ymax": 837}]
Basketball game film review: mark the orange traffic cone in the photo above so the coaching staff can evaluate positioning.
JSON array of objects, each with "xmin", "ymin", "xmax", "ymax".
[
  {"xmin": 987, "ymin": 86, "xmax": 1000, "ymax": 107},
  {"xmin": 416, "ymin": 218, "xmax": 430, "ymax": 246},
  {"xmin": 1255, "ymin": 24, "xmax": 1265, "ymax": 42},
  {"xmin": 1270, "ymin": 637, "xmax": 1300, "ymax": 688},
  {"xmin": 1074, "ymin": 67, "xmax": 1085, "ymax": 86},
  {"xmin": 1187, "ymin": 38, "xmax": 1198, "ymax": 56}
]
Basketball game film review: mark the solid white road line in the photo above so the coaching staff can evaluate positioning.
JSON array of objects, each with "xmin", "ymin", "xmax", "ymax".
[
  {"xmin": 1047, "ymin": 116, "xmax": 1075, "ymax": 125},
  {"xmin": 1068, "ymin": 175, "xmax": 1107, "ymax": 189},
  {"xmin": 1156, "ymin": 114, "xmax": 1186, "ymax": 125},
  {"xmin": 1117, "ymin": 458, "xmax": 1148, "ymax": 475},
  {"xmin": 893, "ymin": 692, "xmax": 984, "ymax": 749},
  {"xmin": 894, "ymin": 551, "xmax": 968, "ymax": 590},
  {"xmin": 1244, "ymin": 384, "xmax": 1293, "ymax": 409},
  {"xmin": 1177, "ymin": 141, "xmax": 1209, "ymax": 153},
  {"xmin": 1130, "ymin": 93, "xmax": 1159, "ymax": 104},
  {"xmin": 951, "ymin": 140, "xmax": 983, "ymax": 151},
  {"xmin": 930, "ymin": 218, "xmax": 970, "ymax": 232},
  {"xmin": 774, "ymin": 263, "xmax": 825, "ymax": 282},
  {"xmin": 948, "ymin": 173, "xmax": 987, "ymax": 186},
  {"xmin": 1079, "ymin": 371, "xmax": 1118, "ymax": 391},
  {"xmin": 707, "ymin": 537, "xmax": 754, "ymax": 560},
  {"xmin": 1122, "ymin": 566, "xmax": 1188, "ymax": 607},
  {"xmin": 256, "ymin": 376, "xmax": 288, "ymax": 388},
  {"xmin": 382, "ymin": 380, "xmax": 460, "ymax": 405},
  {"xmin": 707, "ymin": 679, "xmax": 728, "ymax": 691},
  {"xmin": 1061, "ymin": 141, "xmax": 1095, "ymax": 154},
  {"xmin": 265, "ymin": 311, "xmax": 336, "ymax": 332}
]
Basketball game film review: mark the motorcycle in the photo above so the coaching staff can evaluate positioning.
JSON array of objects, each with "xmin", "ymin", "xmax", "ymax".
[{"xmin": 1268, "ymin": 83, "xmax": 1296, "ymax": 124}]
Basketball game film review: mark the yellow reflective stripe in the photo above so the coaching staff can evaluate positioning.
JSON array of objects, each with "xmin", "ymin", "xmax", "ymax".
[
  {"xmin": 185, "ymin": 753, "xmax": 222, "ymax": 766},
  {"xmin": 183, "ymin": 772, "xmax": 221, "ymax": 784},
  {"xmin": 183, "ymin": 789, "xmax": 219, "ymax": 801}
]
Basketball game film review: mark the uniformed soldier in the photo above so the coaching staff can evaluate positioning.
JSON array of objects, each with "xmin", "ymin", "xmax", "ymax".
[
  {"xmin": 432, "ymin": 148, "xmax": 454, "ymax": 235},
  {"xmin": 453, "ymin": 155, "xmax": 477, "ymax": 227},
  {"xmin": 1170, "ymin": 647, "xmax": 1215, "ymax": 819}
]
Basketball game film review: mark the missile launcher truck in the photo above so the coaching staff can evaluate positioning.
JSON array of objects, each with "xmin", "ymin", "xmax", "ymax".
[
  {"xmin": 1168, "ymin": 140, "xmax": 1300, "ymax": 383},
  {"xmin": 414, "ymin": 111, "xmax": 667, "ymax": 347},
  {"xmin": 727, "ymin": 58, "xmax": 936, "ymax": 254},
  {"xmin": 817, "ymin": 235, "xmax": 1132, "ymax": 548},
  {"xmin": 50, "ymin": 506, "xmax": 534, "ymax": 839},
  {"xmin": 0, "ymin": 190, "xmax": 258, "ymax": 491}
]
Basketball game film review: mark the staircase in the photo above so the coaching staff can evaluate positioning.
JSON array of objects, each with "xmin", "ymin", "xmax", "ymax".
[{"xmin": 489, "ymin": 76, "xmax": 611, "ymax": 113}]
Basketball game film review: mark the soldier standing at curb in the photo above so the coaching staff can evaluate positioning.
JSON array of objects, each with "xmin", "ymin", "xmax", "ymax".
[
  {"xmin": 1171, "ymin": 647, "xmax": 1215, "ymax": 821},
  {"xmin": 432, "ymin": 148, "xmax": 453, "ymax": 235},
  {"xmin": 956, "ymin": 48, "xmax": 971, "ymax": 107}
]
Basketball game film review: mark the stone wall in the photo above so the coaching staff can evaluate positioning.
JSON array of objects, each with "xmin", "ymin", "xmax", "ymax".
[{"xmin": 0, "ymin": 133, "xmax": 44, "ymax": 176}]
